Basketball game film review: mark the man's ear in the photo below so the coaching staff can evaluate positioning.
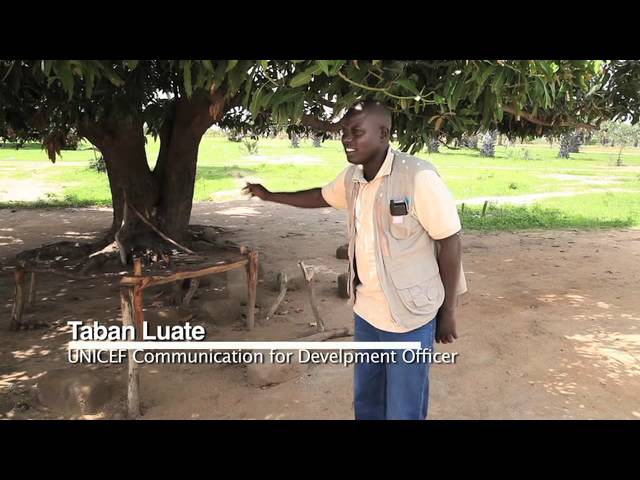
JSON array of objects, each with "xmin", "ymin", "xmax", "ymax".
[{"xmin": 380, "ymin": 126, "xmax": 390, "ymax": 141}]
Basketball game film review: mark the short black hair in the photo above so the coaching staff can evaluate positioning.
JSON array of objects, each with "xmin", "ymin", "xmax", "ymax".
[{"xmin": 343, "ymin": 100, "xmax": 392, "ymax": 130}]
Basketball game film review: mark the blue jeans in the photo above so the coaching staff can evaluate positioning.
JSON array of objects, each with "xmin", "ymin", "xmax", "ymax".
[{"xmin": 353, "ymin": 313, "xmax": 436, "ymax": 420}]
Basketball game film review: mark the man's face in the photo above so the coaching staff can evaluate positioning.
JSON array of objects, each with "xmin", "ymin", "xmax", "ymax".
[{"xmin": 340, "ymin": 112, "xmax": 388, "ymax": 165}]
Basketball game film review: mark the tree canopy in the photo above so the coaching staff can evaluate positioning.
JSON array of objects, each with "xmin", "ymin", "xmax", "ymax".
[
  {"xmin": 1, "ymin": 59, "xmax": 638, "ymax": 254},
  {"xmin": 3, "ymin": 60, "xmax": 639, "ymax": 156}
]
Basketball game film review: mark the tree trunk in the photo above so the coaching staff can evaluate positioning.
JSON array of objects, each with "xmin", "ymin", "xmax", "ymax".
[
  {"xmin": 558, "ymin": 134, "xmax": 571, "ymax": 159},
  {"xmin": 103, "ymin": 132, "xmax": 160, "ymax": 247},
  {"xmin": 154, "ymin": 97, "xmax": 217, "ymax": 242},
  {"xmin": 480, "ymin": 130, "xmax": 497, "ymax": 157},
  {"xmin": 80, "ymin": 120, "xmax": 160, "ymax": 252},
  {"xmin": 77, "ymin": 95, "xmax": 225, "ymax": 259}
]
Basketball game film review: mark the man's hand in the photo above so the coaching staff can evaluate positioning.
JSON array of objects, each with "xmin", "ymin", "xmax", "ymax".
[
  {"xmin": 243, "ymin": 183, "xmax": 271, "ymax": 201},
  {"xmin": 241, "ymin": 185, "xmax": 329, "ymax": 208},
  {"xmin": 435, "ymin": 307, "xmax": 458, "ymax": 344}
]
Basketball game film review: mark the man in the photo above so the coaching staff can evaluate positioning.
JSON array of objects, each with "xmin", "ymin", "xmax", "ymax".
[{"xmin": 243, "ymin": 101, "xmax": 465, "ymax": 420}]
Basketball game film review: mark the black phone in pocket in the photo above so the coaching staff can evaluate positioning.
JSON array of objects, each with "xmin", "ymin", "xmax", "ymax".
[{"xmin": 389, "ymin": 200, "xmax": 408, "ymax": 216}]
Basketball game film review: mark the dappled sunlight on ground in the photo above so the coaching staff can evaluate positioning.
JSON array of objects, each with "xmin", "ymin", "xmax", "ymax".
[
  {"xmin": 0, "ymin": 235, "xmax": 23, "ymax": 247},
  {"xmin": 0, "ymin": 370, "xmax": 47, "ymax": 390},
  {"xmin": 566, "ymin": 328, "xmax": 640, "ymax": 381},
  {"xmin": 0, "ymin": 179, "xmax": 54, "ymax": 202},
  {"xmin": 213, "ymin": 206, "xmax": 262, "ymax": 217}
]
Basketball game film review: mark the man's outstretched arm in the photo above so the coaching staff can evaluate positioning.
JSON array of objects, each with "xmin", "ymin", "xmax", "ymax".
[{"xmin": 243, "ymin": 183, "xmax": 330, "ymax": 208}]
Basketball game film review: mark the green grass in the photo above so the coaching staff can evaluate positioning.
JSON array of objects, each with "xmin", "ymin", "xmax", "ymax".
[
  {"xmin": 460, "ymin": 192, "xmax": 639, "ymax": 231},
  {"xmin": 1, "ymin": 137, "xmax": 639, "ymax": 231}
]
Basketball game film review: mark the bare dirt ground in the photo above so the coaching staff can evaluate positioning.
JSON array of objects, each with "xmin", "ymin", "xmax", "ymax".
[{"xmin": 1, "ymin": 201, "xmax": 639, "ymax": 420}]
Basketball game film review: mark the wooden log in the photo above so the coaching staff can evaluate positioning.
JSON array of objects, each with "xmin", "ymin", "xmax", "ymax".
[
  {"xmin": 335, "ymin": 244, "xmax": 349, "ymax": 260},
  {"xmin": 0, "ymin": 267, "xmax": 112, "ymax": 281},
  {"xmin": 10, "ymin": 269, "xmax": 26, "ymax": 331},
  {"xmin": 337, "ymin": 272, "xmax": 349, "ymax": 299},
  {"xmin": 299, "ymin": 261, "xmax": 326, "ymax": 332},
  {"xmin": 27, "ymin": 272, "xmax": 36, "ymax": 308},
  {"xmin": 265, "ymin": 272, "xmax": 287, "ymax": 322},
  {"xmin": 172, "ymin": 282, "xmax": 184, "ymax": 306},
  {"xmin": 245, "ymin": 251, "xmax": 259, "ymax": 330},
  {"xmin": 120, "ymin": 259, "xmax": 248, "ymax": 289},
  {"xmin": 182, "ymin": 279, "xmax": 200, "ymax": 306},
  {"xmin": 120, "ymin": 286, "xmax": 140, "ymax": 418},
  {"xmin": 296, "ymin": 327, "xmax": 352, "ymax": 342}
]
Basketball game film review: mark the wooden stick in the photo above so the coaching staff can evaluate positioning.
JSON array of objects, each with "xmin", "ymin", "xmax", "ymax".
[
  {"xmin": 299, "ymin": 261, "xmax": 326, "ymax": 332},
  {"xmin": 265, "ymin": 272, "xmax": 287, "ymax": 322},
  {"xmin": 115, "ymin": 200, "xmax": 128, "ymax": 266},
  {"xmin": 10, "ymin": 269, "xmax": 26, "ymax": 331},
  {"xmin": 172, "ymin": 281, "xmax": 184, "ymax": 306},
  {"xmin": 245, "ymin": 251, "xmax": 259, "ymax": 330},
  {"xmin": 121, "ymin": 259, "xmax": 248, "ymax": 289},
  {"xmin": 133, "ymin": 258, "xmax": 144, "ymax": 338},
  {"xmin": 182, "ymin": 278, "xmax": 199, "ymax": 306},
  {"xmin": 120, "ymin": 286, "xmax": 140, "ymax": 419},
  {"xmin": 296, "ymin": 327, "xmax": 352, "ymax": 342},
  {"xmin": 3, "ymin": 267, "xmax": 122, "ymax": 281},
  {"xmin": 124, "ymin": 196, "xmax": 196, "ymax": 255},
  {"xmin": 27, "ymin": 272, "xmax": 36, "ymax": 308}
]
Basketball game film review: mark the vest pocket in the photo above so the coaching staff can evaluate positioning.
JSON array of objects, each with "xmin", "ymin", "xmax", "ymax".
[
  {"xmin": 388, "ymin": 214, "xmax": 419, "ymax": 240},
  {"xmin": 387, "ymin": 265, "xmax": 444, "ymax": 314}
]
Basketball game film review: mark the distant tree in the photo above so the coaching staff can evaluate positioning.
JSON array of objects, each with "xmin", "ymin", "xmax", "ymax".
[
  {"xmin": 598, "ymin": 121, "xmax": 640, "ymax": 165},
  {"xmin": 480, "ymin": 130, "xmax": 498, "ymax": 157}
]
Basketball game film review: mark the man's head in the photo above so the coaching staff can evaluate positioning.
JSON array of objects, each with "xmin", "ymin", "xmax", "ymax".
[{"xmin": 340, "ymin": 101, "xmax": 392, "ymax": 165}]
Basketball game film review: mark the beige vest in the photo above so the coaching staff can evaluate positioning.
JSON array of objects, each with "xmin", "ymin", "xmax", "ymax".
[{"xmin": 344, "ymin": 150, "xmax": 466, "ymax": 330}]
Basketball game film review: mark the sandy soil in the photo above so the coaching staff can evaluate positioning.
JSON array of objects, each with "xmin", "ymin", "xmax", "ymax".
[{"xmin": 1, "ymin": 201, "xmax": 639, "ymax": 420}]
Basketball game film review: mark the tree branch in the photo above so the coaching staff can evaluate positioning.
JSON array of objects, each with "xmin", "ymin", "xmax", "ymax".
[
  {"xmin": 299, "ymin": 114, "xmax": 342, "ymax": 133},
  {"xmin": 503, "ymin": 105, "xmax": 597, "ymax": 131},
  {"xmin": 123, "ymin": 191, "xmax": 196, "ymax": 255},
  {"xmin": 153, "ymin": 102, "xmax": 175, "ymax": 178}
]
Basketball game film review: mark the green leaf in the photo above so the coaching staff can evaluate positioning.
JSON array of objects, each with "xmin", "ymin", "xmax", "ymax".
[
  {"xmin": 102, "ymin": 65, "xmax": 124, "ymax": 87},
  {"xmin": 397, "ymin": 78, "xmax": 418, "ymax": 95},
  {"xmin": 249, "ymin": 86, "xmax": 266, "ymax": 116},
  {"xmin": 316, "ymin": 60, "xmax": 330, "ymax": 75},
  {"xmin": 41, "ymin": 60, "xmax": 54, "ymax": 77},
  {"xmin": 328, "ymin": 60, "xmax": 347, "ymax": 75},
  {"xmin": 85, "ymin": 67, "xmax": 95, "ymax": 99},
  {"xmin": 473, "ymin": 66, "xmax": 494, "ymax": 101},
  {"xmin": 225, "ymin": 60, "xmax": 238, "ymax": 73},
  {"xmin": 54, "ymin": 63, "xmax": 75, "ymax": 99},
  {"xmin": 492, "ymin": 71, "xmax": 505, "ymax": 95},
  {"xmin": 261, "ymin": 90, "xmax": 277, "ymax": 111},
  {"xmin": 272, "ymin": 89, "xmax": 301, "ymax": 106},
  {"xmin": 289, "ymin": 71, "xmax": 313, "ymax": 88},
  {"xmin": 183, "ymin": 60, "xmax": 193, "ymax": 97},
  {"xmin": 542, "ymin": 82, "xmax": 551, "ymax": 109},
  {"xmin": 242, "ymin": 75, "xmax": 253, "ymax": 108},
  {"xmin": 227, "ymin": 66, "xmax": 245, "ymax": 94},
  {"xmin": 449, "ymin": 80, "xmax": 464, "ymax": 110}
]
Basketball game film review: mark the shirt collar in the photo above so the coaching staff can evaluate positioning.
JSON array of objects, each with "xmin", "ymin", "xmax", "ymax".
[{"xmin": 352, "ymin": 147, "xmax": 395, "ymax": 184}]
